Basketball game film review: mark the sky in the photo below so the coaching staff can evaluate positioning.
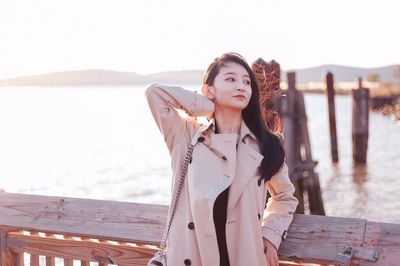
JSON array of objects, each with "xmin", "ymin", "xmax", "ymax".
[{"xmin": 0, "ymin": 0, "xmax": 399, "ymax": 79}]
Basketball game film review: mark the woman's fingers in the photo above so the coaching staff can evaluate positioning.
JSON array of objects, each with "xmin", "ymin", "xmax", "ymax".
[
  {"xmin": 201, "ymin": 84, "xmax": 210, "ymax": 96},
  {"xmin": 265, "ymin": 246, "xmax": 279, "ymax": 266},
  {"xmin": 201, "ymin": 84, "xmax": 214, "ymax": 100},
  {"xmin": 263, "ymin": 237, "xmax": 279, "ymax": 266}
]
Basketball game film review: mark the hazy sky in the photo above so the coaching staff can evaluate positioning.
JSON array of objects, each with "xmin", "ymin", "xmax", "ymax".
[{"xmin": 0, "ymin": 0, "xmax": 399, "ymax": 79}]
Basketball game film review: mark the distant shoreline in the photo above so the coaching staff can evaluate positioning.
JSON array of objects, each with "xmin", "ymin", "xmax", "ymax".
[{"xmin": 0, "ymin": 64, "xmax": 398, "ymax": 87}]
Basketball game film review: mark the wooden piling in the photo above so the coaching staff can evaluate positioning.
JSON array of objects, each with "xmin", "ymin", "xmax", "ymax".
[
  {"xmin": 275, "ymin": 72, "xmax": 325, "ymax": 215},
  {"xmin": 285, "ymin": 72, "xmax": 298, "ymax": 180},
  {"xmin": 325, "ymin": 72, "xmax": 339, "ymax": 163},
  {"xmin": 352, "ymin": 78, "xmax": 370, "ymax": 164},
  {"xmin": 295, "ymin": 89, "xmax": 325, "ymax": 215}
]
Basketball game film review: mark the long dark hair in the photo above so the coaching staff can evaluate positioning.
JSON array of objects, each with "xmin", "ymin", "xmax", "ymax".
[{"xmin": 203, "ymin": 52, "xmax": 285, "ymax": 182}]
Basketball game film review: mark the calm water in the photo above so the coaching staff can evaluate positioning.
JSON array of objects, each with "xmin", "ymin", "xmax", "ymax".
[{"xmin": 0, "ymin": 85, "xmax": 399, "ymax": 224}]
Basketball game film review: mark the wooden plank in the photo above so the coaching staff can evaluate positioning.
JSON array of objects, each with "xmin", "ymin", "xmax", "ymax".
[
  {"xmin": 1, "ymin": 192, "xmax": 399, "ymax": 265},
  {"xmin": 0, "ymin": 192, "xmax": 167, "ymax": 245},
  {"xmin": 360, "ymin": 221, "xmax": 400, "ymax": 266},
  {"xmin": 7, "ymin": 231, "xmax": 156, "ymax": 265},
  {"xmin": 45, "ymin": 233, "xmax": 56, "ymax": 266},
  {"xmin": 30, "ymin": 231, "xmax": 40, "ymax": 266},
  {"xmin": 278, "ymin": 214, "xmax": 366, "ymax": 264}
]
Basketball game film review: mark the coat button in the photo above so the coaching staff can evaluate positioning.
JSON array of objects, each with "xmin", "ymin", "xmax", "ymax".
[
  {"xmin": 258, "ymin": 213, "xmax": 261, "ymax": 220},
  {"xmin": 282, "ymin": 230, "xmax": 288, "ymax": 241},
  {"xmin": 184, "ymin": 259, "xmax": 191, "ymax": 265},
  {"xmin": 197, "ymin": 136, "xmax": 205, "ymax": 142},
  {"xmin": 188, "ymin": 222, "xmax": 195, "ymax": 230},
  {"xmin": 257, "ymin": 166, "xmax": 262, "ymax": 174},
  {"xmin": 257, "ymin": 178, "xmax": 262, "ymax": 187}
]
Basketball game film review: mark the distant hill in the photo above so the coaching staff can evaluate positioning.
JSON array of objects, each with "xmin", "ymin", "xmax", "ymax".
[
  {"xmin": 0, "ymin": 69, "xmax": 204, "ymax": 86},
  {"xmin": 0, "ymin": 64, "xmax": 398, "ymax": 86},
  {"xmin": 284, "ymin": 64, "xmax": 400, "ymax": 84}
]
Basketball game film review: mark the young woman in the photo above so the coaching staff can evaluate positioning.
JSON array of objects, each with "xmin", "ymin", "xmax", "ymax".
[{"xmin": 145, "ymin": 52, "xmax": 298, "ymax": 266}]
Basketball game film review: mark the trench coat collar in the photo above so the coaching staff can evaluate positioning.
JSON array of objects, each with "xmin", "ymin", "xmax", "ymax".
[{"xmin": 201, "ymin": 118, "xmax": 257, "ymax": 143}]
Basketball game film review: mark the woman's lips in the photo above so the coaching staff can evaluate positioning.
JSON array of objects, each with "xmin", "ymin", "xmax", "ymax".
[{"xmin": 233, "ymin": 95, "xmax": 246, "ymax": 99}]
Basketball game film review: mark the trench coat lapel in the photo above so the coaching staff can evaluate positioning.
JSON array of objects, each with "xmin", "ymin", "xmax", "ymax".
[
  {"xmin": 192, "ymin": 119, "xmax": 264, "ymax": 221},
  {"xmin": 187, "ymin": 130, "xmax": 237, "ymax": 236},
  {"xmin": 226, "ymin": 143, "xmax": 263, "ymax": 221}
]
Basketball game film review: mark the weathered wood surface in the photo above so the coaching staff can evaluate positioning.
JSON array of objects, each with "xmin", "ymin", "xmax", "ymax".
[
  {"xmin": 0, "ymin": 192, "xmax": 167, "ymax": 244},
  {"xmin": 1, "ymin": 192, "xmax": 399, "ymax": 265},
  {"xmin": 6, "ymin": 232, "xmax": 154, "ymax": 265}
]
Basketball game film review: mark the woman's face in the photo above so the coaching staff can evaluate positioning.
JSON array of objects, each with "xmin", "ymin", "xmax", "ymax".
[{"xmin": 203, "ymin": 61, "xmax": 252, "ymax": 111}]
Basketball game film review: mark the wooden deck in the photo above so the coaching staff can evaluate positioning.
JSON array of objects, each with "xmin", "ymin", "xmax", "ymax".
[{"xmin": 0, "ymin": 192, "xmax": 399, "ymax": 265}]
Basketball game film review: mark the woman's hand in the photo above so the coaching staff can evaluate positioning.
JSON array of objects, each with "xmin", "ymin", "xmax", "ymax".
[
  {"xmin": 263, "ymin": 237, "xmax": 279, "ymax": 266},
  {"xmin": 201, "ymin": 84, "xmax": 214, "ymax": 100},
  {"xmin": 201, "ymin": 84, "xmax": 215, "ymax": 120}
]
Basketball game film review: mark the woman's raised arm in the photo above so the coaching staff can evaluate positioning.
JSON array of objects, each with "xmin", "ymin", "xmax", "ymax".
[{"xmin": 145, "ymin": 83, "xmax": 214, "ymax": 153}]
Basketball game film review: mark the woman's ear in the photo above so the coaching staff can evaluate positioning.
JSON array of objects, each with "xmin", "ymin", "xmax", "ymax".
[{"xmin": 201, "ymin": 84, "xmax": 215, "ymax": 100}]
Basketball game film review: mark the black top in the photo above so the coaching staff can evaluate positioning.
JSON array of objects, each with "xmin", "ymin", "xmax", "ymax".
[
  {"xmin": 212, "ymin": 121, "xmax": 231, "ymax": 266},
  {"xmin": 213, "ymin": 186, "xmax": 230, "ymax": 266}
]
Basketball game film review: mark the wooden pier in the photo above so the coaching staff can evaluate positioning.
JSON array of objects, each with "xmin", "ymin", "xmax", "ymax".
[{"xmin": 1, "ymin": 192, "xmax": 399, "ymax": 265}]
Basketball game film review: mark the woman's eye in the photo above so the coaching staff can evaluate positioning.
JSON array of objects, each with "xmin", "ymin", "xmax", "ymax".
[
  {"xmin": 244, "ymin": 80, "xmax": 250, "ymax": 85},
  {"xmin": 226, "ymin": 77, "xmax": 235, "ymax": 82}
]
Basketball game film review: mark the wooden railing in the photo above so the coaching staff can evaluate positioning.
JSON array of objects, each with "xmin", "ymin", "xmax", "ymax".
[{"xmin": 0, "ymin": 192, "xmax": 399, "ymax": 266}]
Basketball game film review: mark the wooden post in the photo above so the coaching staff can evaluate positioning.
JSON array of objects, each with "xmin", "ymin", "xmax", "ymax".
[
  {"xmin": 296, "ymin": 91, "xmax": 325, "ymax": 215},
  {"xmin": 44, "ymin": 233, "xmax": 56, "ymax": 266},
  {"xmin": 14, "ymin": 252, "xmax": 24, "ymax": 266},
  {"xmin": 30, "ymin": 232, "xmax": 40, "ymax": 266},
  {"xmin": 281, "ymin": 72, "xmax": 325, "ymax": 215},
  {"xmin": 64, "ymin": 235, "xmax": 74, "ymax": 266},
  {"xmin": 352, "ymin": 78, "xmax": 370, "ymax": 164},
  {"xmin": 285, "ymin": 72, "xmax": 299, "ymax": 180},
  {"xmin": 0, "ymin": 228, "xmax": 7, "ymax": 266},
  {"xmin": 0, "ymin": 227, "xmax": 22, "ymax": 266},
  {"xmin": 325, "ymin": 72, "xmax": 339, "ymax": 163}
]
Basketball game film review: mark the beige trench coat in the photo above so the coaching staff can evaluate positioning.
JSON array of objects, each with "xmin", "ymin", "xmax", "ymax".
[{"xmin": 145, "ymin": 83, "xmax": 299, "ymax": 266}]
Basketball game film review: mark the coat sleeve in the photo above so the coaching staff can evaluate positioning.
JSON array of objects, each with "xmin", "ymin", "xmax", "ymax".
[
  {"xmin": 261, "ymin": 161, "xmax": 299, "ymax": 249},
  {"xmin": 145, "ymin": 82, "xmax": 215, "ymax": 153}
]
